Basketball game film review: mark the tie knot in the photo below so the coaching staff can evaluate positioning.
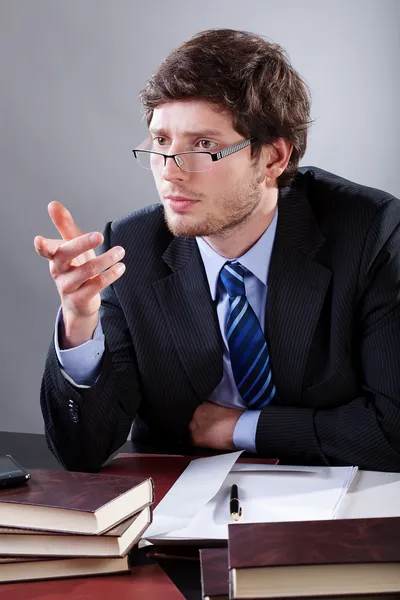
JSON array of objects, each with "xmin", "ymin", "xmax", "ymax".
[{"xmin": 220, "ymin": 262, "xmax": 246, "ymax": 297}]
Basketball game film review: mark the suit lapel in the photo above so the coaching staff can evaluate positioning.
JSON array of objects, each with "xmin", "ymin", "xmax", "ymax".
[
  {"xmin": 152, "ymin": 173, "xmax": 331, "ymax": 405},
  {"xmin": 153, "ymin": 236, "xmax": 223, "ymax": 402},
  {"xmin": 267, "ymin": 179, "xmax": 332, "ymax": 403}
]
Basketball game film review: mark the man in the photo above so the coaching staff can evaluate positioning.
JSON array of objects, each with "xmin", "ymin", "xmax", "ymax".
[{"xmin": 36, "ymin": 29, "xmax": 400, "ymax": 473}]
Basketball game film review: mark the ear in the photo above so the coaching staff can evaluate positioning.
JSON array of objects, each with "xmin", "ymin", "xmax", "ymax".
[{"xmin": 260, "ymin": 139, "xmax": 293, "ymax": 185}]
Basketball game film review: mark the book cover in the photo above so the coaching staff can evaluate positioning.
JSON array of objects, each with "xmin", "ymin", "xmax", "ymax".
[
  {"xmin": 228, "ymin": 517, "xmax": 400, "ymax": 599},
  {"xmin": 229, "ymin": 517, "xmax": 400, "ymax": 569},
  {"xmin": 200, "ymin": 548, "xmax": 228, "ymax": 600},
  {"xmin": 0, "ymin": 469, "xmax": 153, "ymax": 535}
]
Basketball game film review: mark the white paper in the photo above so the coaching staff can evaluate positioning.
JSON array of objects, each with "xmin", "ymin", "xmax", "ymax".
[
  {"xmin": 145, "ymin": 458, "xmax": 358, "ymax": 542},
  {"xmin": 231, "ymin": 463, "xmax": 322, "ymax": 473},
  {"xmin": 144, "ymin": 450, "xmax": 243, "ymax": 538},
  {"xmin": 337, "ymin": 470, "xmax": 400, "ymax": 519}
]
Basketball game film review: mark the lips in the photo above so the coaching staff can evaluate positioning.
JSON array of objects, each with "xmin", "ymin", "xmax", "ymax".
[
  {"xmin": 164, "ymin": 196, "xmax": 199, "ymax": 213},
  {"xmin": 165, "ymin": 196, "xmax": 198, "ymax": 203}
]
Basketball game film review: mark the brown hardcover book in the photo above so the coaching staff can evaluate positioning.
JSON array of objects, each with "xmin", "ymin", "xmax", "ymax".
[
  {"xmin": 228, "ymin": 517, "xmax": 400, "ymax": 599},
  {"xmin": 102, "ymin": 453, "xmax": 278, "ymax": 508},
  {"xmin": 200, "ymin": 548, "xmax": 229, "ymax": 600},
  {"xmin": 0, "ymin": 563, "xmax": 185, "ymax": 599},
  {"xmin": 0, "ymin": 554, "xmax": 129, "ymax": 583},
  {"xmin": 0, "ymin": 469, "xmax": 153, "ymax": 535},
  {"xmin": 0, "ymin": 505, "xmax": 152, "ymax": 557}
]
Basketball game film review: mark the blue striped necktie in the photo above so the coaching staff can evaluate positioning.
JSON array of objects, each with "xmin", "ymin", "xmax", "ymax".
[{"xmin": 220, "ymin": 262, "xmax": 277, "ymax": 409}]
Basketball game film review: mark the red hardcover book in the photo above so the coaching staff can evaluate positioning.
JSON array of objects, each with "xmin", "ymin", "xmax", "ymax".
[
  {"xmin": 200, "ymin": 547, "xmax": 229, "ymax": 600},
  {"xmin": 0, "ymin": 469, "xmax": 153, "ymax": 535},
  {"xmin": 228, "ymin": 517, "xmax": 400, "ymax": 599}
]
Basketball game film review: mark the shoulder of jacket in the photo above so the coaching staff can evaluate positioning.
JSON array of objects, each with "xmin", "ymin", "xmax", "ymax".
[{"xmin": 297, "ymin": 166, "xmax": 399, "ymax": 213}]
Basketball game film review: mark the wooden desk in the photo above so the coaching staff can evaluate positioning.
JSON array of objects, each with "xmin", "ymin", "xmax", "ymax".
[{"xmin": 1, "ymin": 432, "xmax": 400, "ymax": 599}]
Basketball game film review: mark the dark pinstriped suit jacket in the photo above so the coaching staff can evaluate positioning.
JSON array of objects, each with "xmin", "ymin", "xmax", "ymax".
[{"xmin": 40, "ymin": 167, "xmax": 400, "ymax": 472}]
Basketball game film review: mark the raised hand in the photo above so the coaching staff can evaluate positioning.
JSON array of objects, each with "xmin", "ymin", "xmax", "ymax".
[{"xmin": 34, "ymin": 201, "xmax": 125, "ymax": 348}]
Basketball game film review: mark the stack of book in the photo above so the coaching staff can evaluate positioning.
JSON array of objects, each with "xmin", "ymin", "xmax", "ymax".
[
  {"xmin": 0, "ymin": 468, "xmax": 154, "ymax": 583},
  {"xmin": 200, "ymin": 517, "xmax": 400, "ymax": 599}
]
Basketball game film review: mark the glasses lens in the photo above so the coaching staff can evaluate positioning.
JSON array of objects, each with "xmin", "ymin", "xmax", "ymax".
[
  {"xmin": 179, "ymin": 153, "xmax": 212, "ymax": 172},
  {"xmin": 135, "ymin": 151, "xmax": 164, "ymax": 170}
]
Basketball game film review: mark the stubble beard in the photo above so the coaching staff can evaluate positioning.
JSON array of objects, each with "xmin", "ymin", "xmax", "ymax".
[{"xmin": 162, "ymin": 171, "xmax": 263, "ymax": 239}]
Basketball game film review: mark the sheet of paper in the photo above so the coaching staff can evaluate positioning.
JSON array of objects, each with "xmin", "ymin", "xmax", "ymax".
[
  {"xmin": 336, "ymin": 470, "xmax": 400, "ymax": 519},
  {"xmin": 231, "ymin": 463, "xmax": 322, "ymax": 473},
  {"xmin": 146, "ymin": 465, "xmax": 358, "ymax": 542},
  {"xmin": 144, "ymin": 450, "xmax": 243, "ymax": 537}
]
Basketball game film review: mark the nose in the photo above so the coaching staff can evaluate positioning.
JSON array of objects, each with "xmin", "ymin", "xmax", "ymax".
[{"xmin": 161, "ymin": 155, "xmax": 189, "ymax": 183}]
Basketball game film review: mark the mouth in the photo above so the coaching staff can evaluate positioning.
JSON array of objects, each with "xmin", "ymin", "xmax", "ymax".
[{"xmin": 164, "ymin": 196, "xmax": 199, "ymax": 213}]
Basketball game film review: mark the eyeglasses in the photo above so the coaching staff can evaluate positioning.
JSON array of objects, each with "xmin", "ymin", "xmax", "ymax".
[{"xmin": 132, "ymin": 136, "xmax": 258, "ymax": 173}]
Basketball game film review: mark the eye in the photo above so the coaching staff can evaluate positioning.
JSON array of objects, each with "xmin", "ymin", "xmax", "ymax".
[
  {"xmin": 198, "ymin": 140, "xmax": 217, "ymax": 150},
  {"xmin": 153, "ymin": 137, "xmax": 168, "ymax": 146}
]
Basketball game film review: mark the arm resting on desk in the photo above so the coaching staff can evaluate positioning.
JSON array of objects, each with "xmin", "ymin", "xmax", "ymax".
[{"xmin": 256, "ymin": 208, "xmax": 400, "ymax": 472}]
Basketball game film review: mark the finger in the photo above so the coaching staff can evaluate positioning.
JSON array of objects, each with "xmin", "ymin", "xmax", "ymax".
[
  {"xmin": 52, "ymin": 232, "xmax": 104, "ymax": 272},
  {"xmin": 48, "ymin": 201, "xmax": 85, "ymax": 241},
  {"xmin": 34, "ymin": 236, "xmax": 64, "ymax": 259},
  {"xmin": 72, "ymin": 262, "xmax": 126, "ymax": 302},
  {"xmin": 59, "ymin": 246, "xmax": 125, "ymax": 294}
]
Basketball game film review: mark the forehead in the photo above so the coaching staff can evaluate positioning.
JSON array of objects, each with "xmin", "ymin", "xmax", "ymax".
[{"xmin": 149, "ymin": 100, "xmax": 234, "ymax": 136}]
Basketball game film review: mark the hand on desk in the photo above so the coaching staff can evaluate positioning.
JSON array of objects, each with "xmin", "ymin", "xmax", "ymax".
[{"xmin": 189, "ymin": 401, "xmax": 244, "ymax": 450}]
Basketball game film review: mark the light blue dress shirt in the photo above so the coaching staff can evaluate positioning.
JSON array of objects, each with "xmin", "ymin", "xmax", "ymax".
[{"xmin": 56, "ymin": 208, "xmax": 278, "ymax": 452}]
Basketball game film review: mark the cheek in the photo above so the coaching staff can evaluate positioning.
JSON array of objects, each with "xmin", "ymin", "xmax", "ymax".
[
  {"xmin": 209, "ymin": 163, "xmax": 239, "ymax": 193},
  {"xmin": 215, "ymin": 164, "xmax": 249, "ymax": 198},
  {"xmin": 152, "ymin": 170, "xmax": 162, "ymax": 189}
]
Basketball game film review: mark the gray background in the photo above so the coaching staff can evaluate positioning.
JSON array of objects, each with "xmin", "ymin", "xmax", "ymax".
[{"xmin": 0, "ymin": 0, "xmax": 399, "ymax": 434}]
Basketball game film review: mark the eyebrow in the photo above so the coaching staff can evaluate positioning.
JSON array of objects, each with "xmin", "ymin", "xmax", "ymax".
[{"xmin": 148, "ymin": 127, "xmax": 226, "ymax": 138}]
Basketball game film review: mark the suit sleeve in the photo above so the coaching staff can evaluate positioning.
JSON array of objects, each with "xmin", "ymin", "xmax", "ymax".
[
  {"xmin": 40, "ymin": 221, "xmax": 142, "ymax": 472},
  {"xmin": 255, "ymin": 200, "xmax": 400, "ymax": 472}
]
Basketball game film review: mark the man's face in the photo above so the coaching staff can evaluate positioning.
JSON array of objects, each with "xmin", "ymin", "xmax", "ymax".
[{"xmin": 148, "ymin": 100, "xmax": 265, "ymax": 238}]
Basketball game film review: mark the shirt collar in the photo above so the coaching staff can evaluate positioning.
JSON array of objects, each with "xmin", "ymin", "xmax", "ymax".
[{"xmin": 196, "ymin": 207, "xmax": 278, "ymax": 300}]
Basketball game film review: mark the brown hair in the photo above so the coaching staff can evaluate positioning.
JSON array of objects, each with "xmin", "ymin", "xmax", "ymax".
[{"xmin": 139, "ymin": 28, "xmax": 312, "ymax": 187}]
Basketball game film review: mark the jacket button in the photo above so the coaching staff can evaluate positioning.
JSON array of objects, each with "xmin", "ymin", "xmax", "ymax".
[{"xmin": 68, "ymin": 399, "xmax": 80, "ymax": 423}]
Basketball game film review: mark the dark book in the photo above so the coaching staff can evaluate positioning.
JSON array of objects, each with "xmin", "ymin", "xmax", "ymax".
[
  {"xmin": 0, "ymin": 469, "xmax": 153, "ymax": 535},
  {"xmin": 228, "ymin": 517, "xmax": 400, "ymax": 599},
  {"xmin": 0, "ymin": 554, "xmax": 129, "ymax": 583},
  {"xmin": 200, "ymin": 548, "xmax": 229, "ymax": 600},
  {"xmin": 0, "ymin": 505, "xmax": 152, "ymax": 557},
  {"xmin": 0, "ymin": 562, "xmax": 185, "ymax": 598}
]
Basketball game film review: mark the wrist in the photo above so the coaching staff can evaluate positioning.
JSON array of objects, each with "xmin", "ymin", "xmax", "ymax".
[{"xmin": 60, "ymin": 311, "xmax": 99, "ymax": 349}]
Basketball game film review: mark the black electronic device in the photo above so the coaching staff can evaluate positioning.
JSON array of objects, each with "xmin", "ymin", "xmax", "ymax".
[{"xmin": 0, "ymin": 454, "xmax": 31, "ymax": 489}]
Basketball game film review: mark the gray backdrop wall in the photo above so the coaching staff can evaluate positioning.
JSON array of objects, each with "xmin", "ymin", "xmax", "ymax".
[{"xmin": 0, "ymin": 0, "xmax": 399, "ymax": 434}]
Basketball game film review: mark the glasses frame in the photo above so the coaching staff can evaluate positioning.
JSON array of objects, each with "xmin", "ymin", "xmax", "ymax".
[{"xmin": 132, "ymin": 136, "xmax": 258, "ymax": 172}]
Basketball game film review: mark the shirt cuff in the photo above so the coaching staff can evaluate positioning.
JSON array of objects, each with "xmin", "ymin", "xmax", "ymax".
[
  {"xmin": 54, "ymin": 307, "xmax": 105, "ymax": 386},
  {"xmin": 233, "ymin": 410, "xmax": 261, "ymax": 453}
]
